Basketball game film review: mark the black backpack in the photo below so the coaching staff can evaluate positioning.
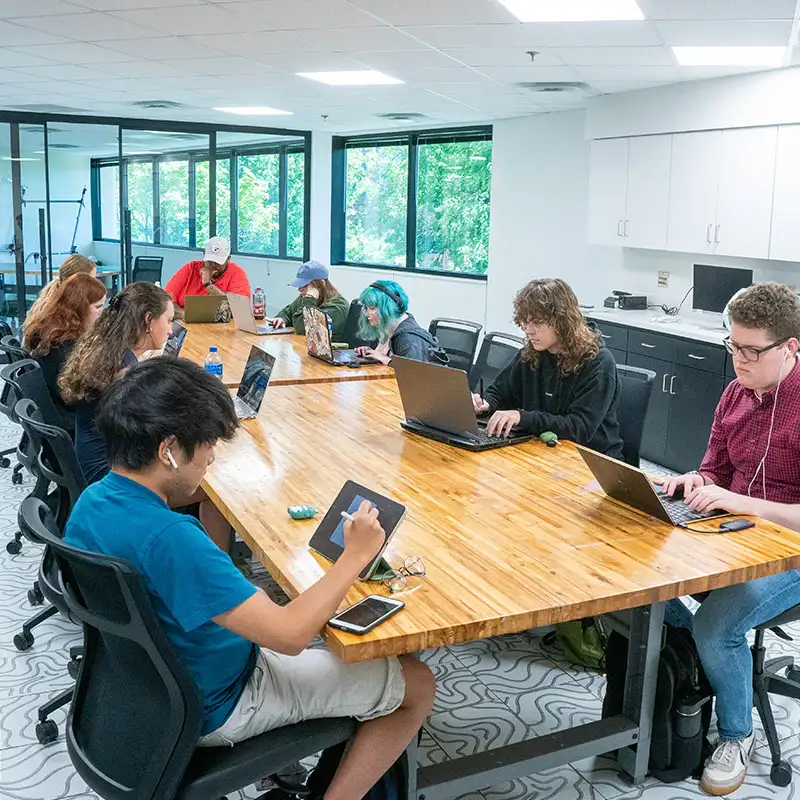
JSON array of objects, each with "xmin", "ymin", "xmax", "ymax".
[{"xmin": 602, "ymin": 623, "xmax": 713, "ymax": 783}]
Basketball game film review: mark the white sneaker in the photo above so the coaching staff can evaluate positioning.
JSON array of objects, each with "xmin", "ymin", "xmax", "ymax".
[{"xmin": 700, "ymin": 732, "xmax": 756, "ymax": 796}]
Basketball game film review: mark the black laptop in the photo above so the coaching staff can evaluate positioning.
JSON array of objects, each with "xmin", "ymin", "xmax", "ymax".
[{"xmin": 392, "ymin": 356, "xmax": 533, "ymax": 452}]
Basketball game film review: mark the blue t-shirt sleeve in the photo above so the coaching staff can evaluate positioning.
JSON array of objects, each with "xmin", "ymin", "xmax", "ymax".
[{"xmin": 140, "ymin": 518, "xmax": 257, "ymax": 632}]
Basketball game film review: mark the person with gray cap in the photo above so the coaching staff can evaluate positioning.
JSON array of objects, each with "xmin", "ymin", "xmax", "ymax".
[
  {"xmin": 166, "ymin": 237, "xmax": 251, "ymax": 320},
  {"xmin": 268, "ymin": 261, "xmax": 349, "ymax": 336}
]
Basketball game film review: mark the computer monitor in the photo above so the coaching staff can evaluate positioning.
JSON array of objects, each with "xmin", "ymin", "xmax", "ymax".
[{"xmin": 692, "ymin": 264, "xmax": 753, "ymax": 314}]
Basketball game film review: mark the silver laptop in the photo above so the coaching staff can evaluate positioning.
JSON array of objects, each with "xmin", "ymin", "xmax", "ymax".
[
  {"xmin": 232, "ymin": 345, "xmax": 275, "ymax": 420},
  {"xmin": 227, "ymin": 292, "xmax": 294, "ymax": 336}
]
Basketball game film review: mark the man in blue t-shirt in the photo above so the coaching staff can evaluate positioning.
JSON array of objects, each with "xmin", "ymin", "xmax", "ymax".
[{"xmin": 66, "ymin": 358, "xmax": 434, "ymax": 800}]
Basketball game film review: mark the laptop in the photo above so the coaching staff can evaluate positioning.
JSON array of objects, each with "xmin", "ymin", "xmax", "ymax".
[
  {"xmin": 303, "ymin": 306, "xmax": 378, "ymax": 367},
  {"xmin": 184, "ymin": 294, "xmax": 226, "ymax": 323},
  {"xmin": 227, "ymin": 292, "xmax": 294, "ymax": 336},
  {"xmin": 576, "ymin": 444, "xmax": 725, "ymax": 526},
  {"xmin": 232, "ymin": 345, "xmax": 275, "ymax": 420},
  {"xmin": 163, "ymin": 321, "xmax": 187, "ymax": 357},
  {"xmin": 392, "ymin": 356, "xmax": 534, "ymax": 452}
]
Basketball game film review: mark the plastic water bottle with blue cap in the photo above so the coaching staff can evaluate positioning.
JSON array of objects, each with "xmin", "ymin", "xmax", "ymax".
[{"xmin": 204, "ymin": 346, "xmax": 223, "ymax": 379}]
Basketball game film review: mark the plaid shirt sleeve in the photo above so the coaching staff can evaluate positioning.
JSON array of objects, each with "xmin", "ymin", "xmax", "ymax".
[{"xmin": 698, "ymin": 384, "xmax": 736, "ymax": 489}]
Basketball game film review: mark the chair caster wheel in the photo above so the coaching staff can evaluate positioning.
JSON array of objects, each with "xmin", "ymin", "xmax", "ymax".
[
  {"xmin": 6, "ymin": 539, "xmax": 21, "ymax": 555},
  {"xmin": 14, "ymin": 630, "xmax": 34, "ymax": 651},
  {"xmin": 786, "ymin": 665, "xmax": 800, "ymax": 684},
  {"xmin": 770, "ymin": 761, "xmax": 792, "ymax": 787},
  {"xmin": 0, "ymin": 457, "xmax": 10, "ymax": 468},
  {"xmin": 67, "ymin": 658, "xmax": 81, "ymax": 679},
  {"xmin": 12, "ymin": 471, "xmax": 22, "ymax": 485},
  {"xmin": 28, "ymin": 586, "xmax": 44, "ymax": 606},
  {"xmin": 35, "ymin": 720, "xmax": 58, "ymax": 745}
]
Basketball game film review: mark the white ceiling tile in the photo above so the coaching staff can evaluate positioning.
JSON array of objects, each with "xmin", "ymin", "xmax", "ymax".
[
  {"xmin": 392, "ymin": 65, "xmax": 490, "ymax": 84},
  {"xmin": 111, "ymin": 4, "xmax": 267, "ymax": 36},
  {"xmin": 7, "ymin": 41, "xmax": 137, "ymax": 63},
  {"xmin": 552, "ymin": 46, "xmax": 674, "ymax": 66},
  {"xmin": 638, "ymin": 0, "xmax": 796, "ymax": 21},
  {"xmin": 591, "ymin": 79, "xmax": 680, "ymax": 93},
  {"xmin": 0, "ymin": 0, "xmax": 86, "ymax": 18},
  {"xmin": 348, "ymin": 0, "xmax": 516, "ymax": 26},
  {"xmin": 69, "ymin": 0, "xmax": 207, "ymax": 8},
  {"xmin": 296, "ymin": 25, "xmax": 420, "ymax": 52},
  {"xmin": 0, "ymin": 49, "xmax": 61, "ymax": 68},
  {"xmin": 346, "ymin": 49, "xmax": 461, "ymax": 70},
  {"xmin": 157, "ymin": 56, "xmax": 276, "ymax": 76},
  {"xmin": 184, "ymin": 31, "xmax": 311, "ymax": 58},
  {"xmin": 678, "ymin": 65, "xmax": 777, "ymax": 81},
  {"xmin": 11, "ymin": 63, "xmax": 103, "ymax": 81},
  {"xmin": 441, "ymin": 47, "xmax": 565, "ymax": 68},
  {"xmin": 99, "ymin": 36, "xmax": 222, "ymax": 60},
  {"xmin": 473, "ymin": 65, "xmax": 586, "ymax": 83},
  {"xmin": 91, "ymin": 60, "xmax": 193, "ymax": 79},
  {"xmin": 12, "ymin": 11, "xmax": 162, "ymax": 40},
  {"xmin": 159, "ymin": 74, "xmax": 233, "ymax": 90},
  {"xmin": 401, "ymin": 24, "xmax": 538, "ymax": 49},
  {"xmin": 217, "ymin": 0, "xmax": 377, "ymax": 30},
  {"xmin": 573, "ymin": 64, "xmax": 682, "ymax": 81},
  {"xmin": 655, "ymin": 20, "xmax": 793, "ymax": 47},
  {"xmin": 0, "ymin": 20, "xmax": 72, "ymax": 46},
  {"xmin": 257, "ymin": 52, "xmax": 369, "ymax": 73}
]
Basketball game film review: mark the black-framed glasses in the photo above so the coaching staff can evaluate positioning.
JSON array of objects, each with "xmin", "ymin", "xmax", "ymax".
[
  {"xmin": 383, "ymin": 556, "xmax": 426, "ymax": 593},
  {"xmin": 723, "ymin": 336, "xmax": 788, "ymax": 363}
]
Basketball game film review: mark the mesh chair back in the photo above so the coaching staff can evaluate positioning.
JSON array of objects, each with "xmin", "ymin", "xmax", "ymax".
[
  {"xmin": 428, "ymin": 318, "xmax": 482, "ymax": 374},
  {"xmin": 2, "ymin": 357, "xmax": 68, "ymax": 431},
  {"xmin": 0, "ymin": 334, "xmax": 27, "ymax": 363},
  {"xmin": 469, "ymin": 331, "xmax": 524, "ymax": 391},
  {"xmin": 18, "ymin": 497, "xmax": 203, "ymax": 800},
  {"xmin": 132, "ymin": 257, "xmax": 164, "ymax": 285},
  {"xmin": 616, "ymin": 365, "xmax": 656, "ymax": 467},
  {"xmin": 341, "ymin": 299, "xmax": 377, "ymax": 349}
]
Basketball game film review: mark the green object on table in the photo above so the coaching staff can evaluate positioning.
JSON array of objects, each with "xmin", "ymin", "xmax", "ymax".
[
  {"xmin": 539, "ymin": 431, "xmax": 558, "ymax": 444},
  {"xmin": 367, "ymin": 557, "xmax": 395, "ymax": 581},
  {"xmin": 287, "ymin": 504, "xmax": 318, "ymax": 520}
]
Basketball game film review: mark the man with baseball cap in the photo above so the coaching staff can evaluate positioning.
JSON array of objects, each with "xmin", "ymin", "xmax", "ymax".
[{"xmin": 166, "ymin": 237, "xmax": 251, "ymax": 319}]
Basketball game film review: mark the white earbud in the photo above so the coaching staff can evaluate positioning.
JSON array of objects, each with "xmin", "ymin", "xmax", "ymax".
[{"xmin": 166, "ymin": 450, "xmax": 178, "ymax": 470}]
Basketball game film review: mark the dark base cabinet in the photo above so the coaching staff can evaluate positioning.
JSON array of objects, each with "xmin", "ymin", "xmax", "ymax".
[{"xmin": 591, "ymin": 316, "xmax": 731, "ymax": 474}]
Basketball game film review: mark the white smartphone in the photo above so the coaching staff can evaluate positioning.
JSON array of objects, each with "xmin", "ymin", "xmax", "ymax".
[{"xmin": 328, "ymin": 595, "xmax": 405, "ymax": 635}]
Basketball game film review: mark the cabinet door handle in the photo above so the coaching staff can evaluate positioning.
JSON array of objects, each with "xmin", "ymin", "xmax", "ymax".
[
  {"xmin": 640, "ymin": 342, "xmax": 656, "ymax": 349},
  {"xmin": 624, "ymin": 219, "xmax": 630, "ymax": 237},
  {"xmin": 617, "ymin": 220, "xmax": 623, "ymax": 237},
  {"xmin": 714, "ymin": 224, "xmax": 721, "ymax": 244},
  {"xmin": 662, "ymin": 374, "xmax": 668, "ymax": 393},
  {"xmin": 688, "ymin": 354, "xmax": 705, "ymax": 360},
  {"xmin": 706, "ymin": 223, "xmax": 713, "ymax": 243},
  {"xmin": 669, "ymin": 375, "xmax": 676, "ymax": 395}
]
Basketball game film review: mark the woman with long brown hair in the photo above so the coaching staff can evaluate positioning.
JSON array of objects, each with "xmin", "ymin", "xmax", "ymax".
[
  {"xmin": 472, "ymin": 278, "xmax": 623, "ymax": 456},
  {"xmin": 59, "ymin": 281, "xmax": 232, "ymax": 551},
  {"xmin": 24, "ymin": 272, "xmax": 106, "ymax": 424}
]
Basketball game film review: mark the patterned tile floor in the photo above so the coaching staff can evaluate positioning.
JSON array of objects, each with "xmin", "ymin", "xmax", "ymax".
[{"xmin": 1, "ymin": 423, "xmax": 799, "ymax": 800}]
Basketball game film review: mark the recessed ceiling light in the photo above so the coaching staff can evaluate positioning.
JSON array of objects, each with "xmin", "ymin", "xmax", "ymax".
[
  {"xmin": 297, "ymin": 70, "xmax": 403, "ymax": 86},
  {"xmin": 496, "ymin": 0, "xmax": 643, "ymax": 22},
  {"xmin": 672, "ymin": 46, "xmax": 786, "ymax": 67},
  {"xmin": 213, "ymin": 106, "xmax": 293, "ymax": 116},
  {"xmin": 2, "ymin": 156, "xmax": 39, "ymax": 162}
]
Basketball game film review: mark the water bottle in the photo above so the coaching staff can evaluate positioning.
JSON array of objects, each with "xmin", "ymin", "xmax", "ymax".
[
  {"xmin": 204, "ymin": 346, "xmax": 223, "ymax": 379},
  {"xmin": 253, "ymin": 287, "xmax": 266, "ymax": 320}
]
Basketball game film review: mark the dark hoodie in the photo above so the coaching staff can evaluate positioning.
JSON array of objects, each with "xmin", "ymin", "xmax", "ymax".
[
  {"xmin": 483, "ymin": 336, "xmax": 623, "ymax": 457},
  {"xmin": 389, "ymin": 314, "xmax": 442, "ymax": 363}
]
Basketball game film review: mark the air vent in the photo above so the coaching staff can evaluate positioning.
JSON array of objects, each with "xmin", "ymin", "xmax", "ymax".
[
  {"xmin": 11, "ymin": 104, "xmax": 86, "ymax": 114},
  {"xmin": 374, "ymin": 112, "xmax": 430, "ymax": 122},
  {"xmin": 131, "ymin": 100, "xmax": 184, "ymax": 109},
  {"xmin": 516, "ymin": 81, "xmax": 591, "ymax": 94},
  {"xmin": 21, "ymin": 125, "xmax": 66, "ymax": 133},
  {"xmin": 47, "ymin": 143, "xmax": 80, "ymax": 150}
]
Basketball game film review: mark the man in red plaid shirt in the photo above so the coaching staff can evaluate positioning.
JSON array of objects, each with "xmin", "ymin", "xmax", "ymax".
[{"xmin": 659, "ymin": 283, "xmax": 800, "ymax": 796}]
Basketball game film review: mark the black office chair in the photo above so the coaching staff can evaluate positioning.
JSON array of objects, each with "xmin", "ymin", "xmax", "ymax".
[
  {"xmin": 132, "ymin": 256, "xmax": 164, "ymax": 285},
  {"xmin": 428, "ymin": 318, "xmax": 482, "ymax": 375},
  {"xmin": 469, "ymin": 331, "xmax": 524, "ymax": 392},
  {"xmin": 615, "ymin": 365, "xmax": 656, "ymax": 467},
  {"xmin": 341, "ymin": 299, "xmax": 377, "ymax": 349},
  {"xmin": 0, "ymin": 334, "xmax": 28, "ymax": 363},
  {"xmin": 18, "ymin": 496, "xmax": 357, "ymax": 798}
]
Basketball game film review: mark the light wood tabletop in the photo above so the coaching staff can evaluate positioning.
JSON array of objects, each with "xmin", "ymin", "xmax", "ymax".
[
  {"xmin": 180, "ymin": 322, "xmax": 395, "ymax": 388},
  {"xmin": 203, "ymin": 379, "xmax": 800, "ymax": 663}
]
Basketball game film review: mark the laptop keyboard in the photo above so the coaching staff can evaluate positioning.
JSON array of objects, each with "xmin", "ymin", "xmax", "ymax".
[
  {"xmin": 233, "ymin": 396, "xmax": 256, "ymax": 420},
  {"xmin": 659, "ymin": 495, "xmax": 723, "ymax": 525}
]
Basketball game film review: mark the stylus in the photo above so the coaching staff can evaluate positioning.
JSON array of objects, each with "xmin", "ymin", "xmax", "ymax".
[{"xmin": 340, "ymin": 511, "xmax": 355, "ymax": 522}]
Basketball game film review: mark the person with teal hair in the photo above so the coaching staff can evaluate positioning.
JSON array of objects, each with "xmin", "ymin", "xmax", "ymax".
[{"xmin": 355, "ymin": 280, "xmax": 446, "ymax": 365}]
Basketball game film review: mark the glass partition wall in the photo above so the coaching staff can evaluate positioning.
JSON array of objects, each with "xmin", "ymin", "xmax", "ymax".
[{"xmin": 0, "ymin": 113, "xmax": 310, "ymax": 325}]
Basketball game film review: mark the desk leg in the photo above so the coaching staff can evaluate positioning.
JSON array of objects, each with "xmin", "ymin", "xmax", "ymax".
[
  {"xmin": 402, "ymin": 730, "xmax": 419, "ymax": 800},
  {"xmin": 617, "ymin": 601, "xmax": 665, "ymax": 784}
]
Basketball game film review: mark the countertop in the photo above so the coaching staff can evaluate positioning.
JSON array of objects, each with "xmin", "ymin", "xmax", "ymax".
[{"xmin": 585, "ymin": 307, "xmax": 727, "ymax": 346}]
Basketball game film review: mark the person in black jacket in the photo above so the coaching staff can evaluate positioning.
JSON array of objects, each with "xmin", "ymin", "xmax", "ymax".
[
  {"xmin": 473, "ymin": 278, "xmax": 623, "ymax": 457},
  {"xmin": 354, "ymin": 280, "xmax": 445, "ymax": 365}
]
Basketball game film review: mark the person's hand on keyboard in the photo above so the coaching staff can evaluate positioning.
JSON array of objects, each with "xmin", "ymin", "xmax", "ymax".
[
  {"xmin": 654, "ymin": 472, "xmax": 706, "ymax": 500},
  {"xmin": 486, "ymin": 409, "xmax": 521, "ymax": 438},
  {"xmin": 684, "ymin": 485, "xmax": 758, "ymax": 517}
]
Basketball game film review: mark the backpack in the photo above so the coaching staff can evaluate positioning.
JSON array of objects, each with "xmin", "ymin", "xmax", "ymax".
[
  {"xmin": 602, "ymin": 623, "xmax": 713, "ymax": 783},
  {"xmin": 396, "ymin": 327, "xmax": 450, "ymax": 366},
  {"xmin": 543, "ymin": 618, "xmax": 607, "ymax": 671}
]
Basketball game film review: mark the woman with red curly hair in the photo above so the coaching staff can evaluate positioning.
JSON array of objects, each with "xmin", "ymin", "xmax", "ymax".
[{"xmin": 24, "ymin": 272, "xmax": 106, "ymax": 424}]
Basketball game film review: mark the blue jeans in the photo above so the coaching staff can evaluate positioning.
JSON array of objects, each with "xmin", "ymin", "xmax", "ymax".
[{"xmin": 665, "ymin": 569, "xmax": 800, "ymax": 741}]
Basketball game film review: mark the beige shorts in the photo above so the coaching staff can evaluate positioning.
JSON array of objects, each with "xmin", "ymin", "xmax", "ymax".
[{"xmin": 198, "ymin": 648, "xmax": 405, "ymax": 747}]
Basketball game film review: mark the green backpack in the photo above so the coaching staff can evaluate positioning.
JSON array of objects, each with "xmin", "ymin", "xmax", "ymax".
[{"xmin": 543, "ymin": 617, "xmax": 608, "ymax": 671}]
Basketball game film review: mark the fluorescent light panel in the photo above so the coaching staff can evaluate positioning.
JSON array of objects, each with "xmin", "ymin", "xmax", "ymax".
[
  {"xmin": 496, "ymin": 0, "xmax": 643, "ymax": 22},
  {"xmin": 213, "ymin": 106, "xmax": 293, "ymax": 116},
  {"xmin": 297, "ymin": 70, "xmax": 402, "ymax": 86},
  {"xmin": 672, "ymin": 46, "xmax": 787, "ymax": 67}
]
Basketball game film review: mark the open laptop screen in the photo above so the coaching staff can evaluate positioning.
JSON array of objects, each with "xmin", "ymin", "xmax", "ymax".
[{"xmin": 237, "ymin": 346, "xmax": 276, "ymax": 413}]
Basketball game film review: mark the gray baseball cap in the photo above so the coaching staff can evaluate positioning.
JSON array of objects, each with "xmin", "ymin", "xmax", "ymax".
[{"xmin": 289, "ymin": 260, "xmax": 329, "ymax": 288}]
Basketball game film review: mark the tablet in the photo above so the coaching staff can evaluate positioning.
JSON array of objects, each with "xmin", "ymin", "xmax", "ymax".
[{"xmin": 309, "ymin": 481, "xmax": 408, "ymax": 580}]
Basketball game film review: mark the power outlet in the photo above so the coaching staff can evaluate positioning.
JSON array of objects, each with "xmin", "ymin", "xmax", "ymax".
[{"xmin": 657, "ymin": 271, "xmax": 669, "ymax": 288}]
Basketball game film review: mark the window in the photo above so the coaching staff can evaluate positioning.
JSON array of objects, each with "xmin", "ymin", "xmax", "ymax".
[
  {"xmin": 97, "ymin": 163, "xmax": 119, "ymax": 240},
  {"xmin": 158, "ymin": 159, "xmax": 189, "ymax": 247},
  {"xmin": 237, "ymin": 152, "xmax": 280, "ymax": 255},
  {"xmin": 127, "ymin": 161, "xmax": 153, "ymax": 243},
  {"xmin": 196, "ymin": 157, "xmax": 231, "ymax": 245},
  {"xmin": 286, "ymin": 150, "xmax": 305, "ymax": 259},
  {"xmin": 332, "ymin": 127, "xmax": 492, "ymax": 277}
]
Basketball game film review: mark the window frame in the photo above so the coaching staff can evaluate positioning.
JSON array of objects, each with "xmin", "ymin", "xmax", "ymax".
[{"xmin": 331, "ymin": 125, "xmax": 492, "ymax": 281}]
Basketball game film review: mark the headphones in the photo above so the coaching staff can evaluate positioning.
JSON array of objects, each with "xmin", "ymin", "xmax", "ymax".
[
  {"xmin": 369, "ymin": 282, "xmax": 405, "ymax": 311},
  {"xmin": 166, "ymin": 449, "xmax": 178, "ymax": 470}
]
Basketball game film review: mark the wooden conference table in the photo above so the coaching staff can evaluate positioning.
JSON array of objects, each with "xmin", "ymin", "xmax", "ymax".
[
  {"xmin": 203, "ymin": 380, "xmax": 800, "ymax": 799},
  {"xmin": 181, "ymin": 322, "xmax": 395, "ymax": 387}
]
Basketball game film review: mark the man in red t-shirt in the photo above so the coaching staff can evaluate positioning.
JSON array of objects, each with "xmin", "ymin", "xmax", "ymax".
[{"xmin": 166, "ymin": 237, "xmax": 251, "ymax": 320}]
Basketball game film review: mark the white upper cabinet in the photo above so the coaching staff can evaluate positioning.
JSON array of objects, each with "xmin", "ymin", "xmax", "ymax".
[
  {"xmin": 715, "ymin": 127, "xmax": 777, "ymax": 259},
  {"xmin": 667, "ymin": 131, "xmax": 721, "ymax": 256},
  {"xmin": 587, "ymin": 138, "xmax": 629, "ymax": 247},
  {"xmin": 625, "ymin": 135, "xmax": 672, "ymax": 250},
  {"xmin": 770, "ymin": 125, "xmax": 800, "ymax": 262}
]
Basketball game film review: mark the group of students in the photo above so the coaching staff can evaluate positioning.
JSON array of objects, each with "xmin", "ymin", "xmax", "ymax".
[{"xmin": 17, "ymin": 239, "xmax": 800, "ymax": 798}]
